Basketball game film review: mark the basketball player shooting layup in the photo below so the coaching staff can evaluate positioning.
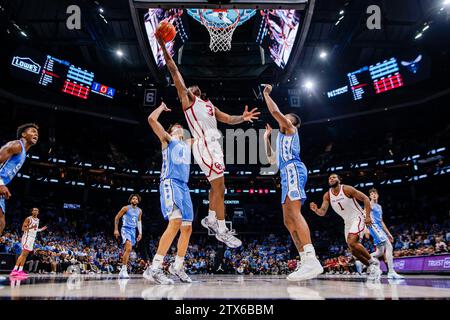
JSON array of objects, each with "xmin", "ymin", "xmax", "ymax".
[
  {"xmin": 144, "ymin": 102, "xmax": 194, "ymax": 284},
  {"xmin": 310, "ymin": 174, "xmax": 382, "ymax": 281},
  {"xmin": 0, "ymin": 123, "xmax": 39, "ymax": 235},
  {"xmin": 114, "ymin": 194, "xmax": 143, "ymax": 279},
  {"xmin": 10, "ymin": 207, "xmax": 47, "ymax": 277},
  {"xmin": 262, "ymin": 84, "xmax": 323, "ymax": 281},
  {"xmin": 155, "ymin": 32, "xmax": 260, "ymax": 248}
]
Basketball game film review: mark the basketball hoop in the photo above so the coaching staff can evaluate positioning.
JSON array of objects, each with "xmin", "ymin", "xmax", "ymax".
[{"xmin": 199, "ymin": 9, "xmax": 241, "ymax": 52}]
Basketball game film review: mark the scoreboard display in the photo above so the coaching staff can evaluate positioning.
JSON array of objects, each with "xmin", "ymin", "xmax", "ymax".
[
  {"xmin": 327, "ymin": 53, "xmax": 430, "ymax": 102},
  {"xmin": 10, "ymin": 47, "xmax": 115, "ymax": 100}
]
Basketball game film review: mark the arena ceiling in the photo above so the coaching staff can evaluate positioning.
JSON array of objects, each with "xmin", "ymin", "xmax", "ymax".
[{"xmin": 2, "ymin": 0, "xmax": 448, "ymax": 90}]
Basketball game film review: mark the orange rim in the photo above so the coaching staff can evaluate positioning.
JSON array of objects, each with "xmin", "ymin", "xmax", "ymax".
[{"xmin": 200, "ymin": 9, "xmax": 241, "ymax": 31}]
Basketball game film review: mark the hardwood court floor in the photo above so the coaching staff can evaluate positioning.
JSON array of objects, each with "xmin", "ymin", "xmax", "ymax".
[{"xmin": 0, "ymin": 274, "xmax": 449, "ymax": 300}]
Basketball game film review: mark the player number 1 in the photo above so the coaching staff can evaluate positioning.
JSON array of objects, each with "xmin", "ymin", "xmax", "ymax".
[{"xmin": 337, "ymin": 202, "xmax": 344, "ymax": 211}]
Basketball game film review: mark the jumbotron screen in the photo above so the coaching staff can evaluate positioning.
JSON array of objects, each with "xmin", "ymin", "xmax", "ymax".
[
  {"xmin": 142, "ymin": 8, "xmax": 302, "ymax": 69},
  {"xmin": 326, "ymin": 53, "xmax": 431, "ymax": 101},
  {"xmin": 10, "ymin": 46, "xmax": 115, "ymax": 100}
]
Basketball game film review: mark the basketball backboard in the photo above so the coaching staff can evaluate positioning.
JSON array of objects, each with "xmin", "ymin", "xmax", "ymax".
[
  {"xmin": 132, "ymin": 1, "xmax": 308, "ymax": 10},
  {"xmin": 129, "ymin": 0, "xmax": 314, "ymax": 83}
]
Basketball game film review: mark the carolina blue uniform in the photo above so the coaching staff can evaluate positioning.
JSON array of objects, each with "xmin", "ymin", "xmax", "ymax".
[
  {"xmin": 159, "ymin": 138, "xmax": 193, "ymax": 222},
  {"xmin": 369, "ymin": 203, "xmax": 388, "ymax": 246},
  {"xmin": 277, "ymin": 129, "xmax": 308, "ymax": 204},
  {"xmin": 0, "ymin": 140, "xmax": 27, "ymax": 214},
  {"xmin": 121, "ymin": 205, "xmax": 141, "ymax": 246}
]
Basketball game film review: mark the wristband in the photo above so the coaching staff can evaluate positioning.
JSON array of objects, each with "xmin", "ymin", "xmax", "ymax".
[{"xmin": 0, "ymin": 177, "xmax": 5, "ymax": 186}]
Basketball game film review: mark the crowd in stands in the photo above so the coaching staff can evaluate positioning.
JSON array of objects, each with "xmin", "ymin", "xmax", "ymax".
[{"xmin": 1, "ymin": 219, "xmax": 448, "ymax": 275}]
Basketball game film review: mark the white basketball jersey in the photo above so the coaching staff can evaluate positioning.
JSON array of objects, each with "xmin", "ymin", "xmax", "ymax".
[
  {"xmin": 329, "ymin": 185, "xmax": 365, "ymax": 222},
  {"xmin": 184, "ymin": 96, "xmax": 221, "ymax": 142},
  {"xmin": 24, "ymin": 216, "xmax": 39, "ymax": 238}
]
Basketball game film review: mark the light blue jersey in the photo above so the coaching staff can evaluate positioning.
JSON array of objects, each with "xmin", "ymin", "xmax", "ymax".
[
  {"xmin": 160, "ymin": 138, "xmax": 190, "ymax": 184},
  {"xmin": 0, "ymin": 140, "xmax": 27, "ymax": 186},
  {"xmin": 122, "ymin": 205, "xmax": 140, "ymax": 229},
  {"xmin": 276, "ymin": 129, "xmax": 308, "ymax": 204},
  {"xmin": 0, "ymin": 140, "xmax": 27, "ymax": 214},
  {"xmin": 371, "ymin": 203, "xmax": 384, "ymax": 226},
  {"xmin": 121, "ymin": 205, "xmax": 140, "ymax": 246},
  {"xmin": 369, "ymin": 202, "xmax": 388, "ymax": 246},
  {"xmin": 159, "ymin": 138, "xmax": 193, "ymax": 222},
  {"xmin": 276, "ymin": 129, "xmax": 301, "ymax": 168}
]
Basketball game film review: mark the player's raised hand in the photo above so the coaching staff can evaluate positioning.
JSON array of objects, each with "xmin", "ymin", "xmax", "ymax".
[
  {"xmin": 155, "ymin": 31, "xmax": 165, "ymax": 47},
  {"xmin": 0, "ymin": 185, "xmax": 11, "ymax": 200},
  {"xmin": 310, "ymin": 202, "xmax": 319, "ymax": 213},
  {"xmin": 263, "ymin": 84, "xmax": 273, "ymax": 95},
  {"xmin": 242, "ymin": 105, "xmax": 260, "ymax": 123},
  {"xmin": 264, "ymin": 123, "xmax": 272, "ymax": 138},
  {"xmin": 159, "ymin": 102, "xmax": 171, "ymax": 112}
]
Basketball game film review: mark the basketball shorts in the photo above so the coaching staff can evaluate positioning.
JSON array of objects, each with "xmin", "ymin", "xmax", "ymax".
[
  {"xmin": 344, "ymin": 215, "xmax": 366, "ymax": 241},
  {"xmin": 160, "ymin": 179, "xmax": 194, "ymax": 223},
  {"xmin": 0, "ymin": 196, "xmax": 5, "ymax": 214},
  {"xmin": 121, "ymin": 226, "xmax": 136, "ymax": 246},
  {"xmin": 192, "ymin": 139, "xmax": 225, "ymax": 182},
  {"xmin": 369, "ymin": 223, "xmax": 388, "ymax": 246},
  {"xmin": 280, "ymin": 161, "xmax": 307, "ymax": 205},
  {"xmin": 21, "ymin": 234, "xmax": 36, "ymax": 252}
]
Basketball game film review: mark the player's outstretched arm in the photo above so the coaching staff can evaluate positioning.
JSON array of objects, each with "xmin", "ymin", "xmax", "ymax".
[
  {"xmin": 155, "ymin": 33, "xmax": 193, "ymax": 109},
  {"xmin": 263, "ymin": 124, "xmax": 276, "ymax": 165},
  {"xmin": 114, "ymin": 206, "xmax": 128, "ymax": 238},
  {"xmin": 345, "ymin": 186, "xmax": 372, "ymax": 226},
  {"xmin": 148, "ymin": 102, "xmax": 172, "ymax": 144},
  {"xmin": 310, "ymin": 193, "xmax": 330, "ymax": 216},
  {"xmin": 215, "ymin": 105, "xmax": 260, "ymax": 125},
  {"xmin": 262, "ymin": 85, "xmax": 295, "ymax": 133}
]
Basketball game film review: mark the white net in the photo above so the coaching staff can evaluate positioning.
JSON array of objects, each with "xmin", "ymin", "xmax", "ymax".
[{"xmin": 200, "ymin": 10, "xmax": 241, "ymax": 52}]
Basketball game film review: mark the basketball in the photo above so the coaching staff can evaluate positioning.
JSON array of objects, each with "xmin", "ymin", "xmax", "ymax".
[{"xmin": 156, "ymin": 21, "xmax": 176, "ymax": 43}]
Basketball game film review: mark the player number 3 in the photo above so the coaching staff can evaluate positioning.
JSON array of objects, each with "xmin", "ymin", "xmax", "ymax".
[{"xmin": 206, "ymin": 104, "xmax": 214, "ymax": 116}]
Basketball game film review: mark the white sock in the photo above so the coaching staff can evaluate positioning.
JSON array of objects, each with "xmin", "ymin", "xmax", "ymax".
[
  {"xmin": 384, "ymin": 241, "xmax": 395, "ymax": 273},
  {"xmin": 13, "ymin": 266, "xmax": 18, "ymax": 271},
  {"xmin": 368, "ymin": 257, "xmax": 378, "ymax": 265},
  {"xmin": 174, "ymin": 256, "xmax": 185, "ymax": 270},
  {"xmin": 217, "ymin": 219, "xmax": 227, "ymax": 233},
  {"xmin": 208, "ymin": 210, "xmax": 217, "ymax": 221},
  {"xmin": 18, "ymin": 266, "xmax": 23, "ymax": 271},
  {"xmin": 151, "ymin": 254, "xmax": 164, "ymax": 270},
  {"xmin": 303, "ymin": 244, "xmax": 316, "ymax": 259}
]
